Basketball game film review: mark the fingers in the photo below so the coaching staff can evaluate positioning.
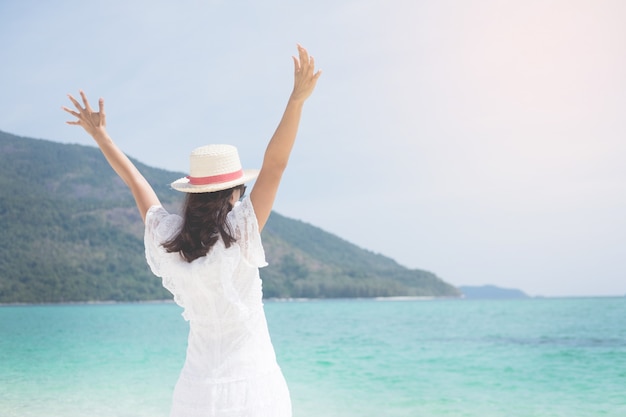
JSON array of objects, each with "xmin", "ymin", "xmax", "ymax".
[
  {"xmin": 294, "ymin": 45, "xmax": 321, "ymax": 80},
  {"xmin": 61, "ymin": 106, "xmax": 80, "ymax": 117},
  {"xmin": 293, "ymin": 45, "xmax": 322, "ymax": 79},
  {"xmin": 62, "ymin": 101, "xmax": 83, "ymax": 126},
  {"xmin": 297, "ymin": 44, "xmax": 310, "ymax": 71},
  {"xmin": 98, "ymin": 98, "xmax": 106, "ymax": 127},
  {"xmin": 63, "ymin": 91, "xmax": 107, "ymax": 130},
  {"xmin": 295, "ymin": 44, "xmax": 320, "ymax": 78},
  {"xmin": 80, "ymin": 90, "xmax": 93, "ymax": 113},
  {"xmin": 309, "ymin": 55, "xmax": 317, "ymax": 76},
  {"xmin": 67, "ymin": 94, "xmax": 83, "ymax": 111},
  {"xmin": 289, "ymin": 45, "xmax": 321, "ymax": 102},
  {"xmin": 297, "ymin": 44, "xmax": 307, "ymax": 61},
  {"xmin": 292, "ymin": 55, "xmax": 301, "ymax": 74}
]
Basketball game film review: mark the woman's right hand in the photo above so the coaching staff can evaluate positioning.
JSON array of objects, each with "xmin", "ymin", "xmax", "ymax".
[
  {"xmin": 289, "ymin": 44, "xmax": 322, "ymax": 104},
  {"xmin": 250, "ymin": 45, "xmax": 322, "ymax": 231},
  {"xmin": 62, "ymin": 90, "xmax": 107, "ymax": 139}
]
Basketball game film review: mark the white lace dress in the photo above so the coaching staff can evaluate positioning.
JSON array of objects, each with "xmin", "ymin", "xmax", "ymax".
[{"xmin": 144, "ymin": 196, "xmax": 291, "ymax": 417}]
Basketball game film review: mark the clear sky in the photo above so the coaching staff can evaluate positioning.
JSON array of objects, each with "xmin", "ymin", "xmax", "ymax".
[{"xmin": 1, "ymin": 0, "xmax": 625, "ymax": 297}]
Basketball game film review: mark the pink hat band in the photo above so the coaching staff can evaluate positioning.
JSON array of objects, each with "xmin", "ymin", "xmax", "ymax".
[{"xmin": 187, "ymin": 169, "xmax": 244, "ymax": 185}]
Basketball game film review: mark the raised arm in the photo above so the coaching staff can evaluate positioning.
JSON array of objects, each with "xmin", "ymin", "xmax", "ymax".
[
  {"xmin": 250, "ymin": 45, "xmax": 321, "ymax": 231},
  {"xmin": 62, "ymin": 91, "xmax": 160, "ymax": 222}
]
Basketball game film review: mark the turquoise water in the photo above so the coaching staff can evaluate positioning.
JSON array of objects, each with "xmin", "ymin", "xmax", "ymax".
[{"xmin": 1, "ymin": 298, "xmax": 625, "ymax": 416}]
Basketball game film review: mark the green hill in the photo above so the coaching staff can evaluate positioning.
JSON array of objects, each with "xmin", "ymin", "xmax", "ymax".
[{"xmin": 0, "ymin": 130, "xmax": 460, "ymax": 303}]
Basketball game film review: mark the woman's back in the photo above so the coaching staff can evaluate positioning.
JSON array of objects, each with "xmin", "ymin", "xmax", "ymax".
[{"xmin": 145, "ymin": 197, "xmax": 290, "ymax": 416}]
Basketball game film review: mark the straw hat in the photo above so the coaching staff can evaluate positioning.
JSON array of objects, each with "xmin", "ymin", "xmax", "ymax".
[{"xmin": 171, "ymin": 144, "xmax": 259, "ymax": 193}]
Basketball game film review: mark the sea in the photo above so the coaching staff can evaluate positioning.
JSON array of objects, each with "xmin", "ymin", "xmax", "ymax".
[{"xmin": 1, "ymin": 297, "xmax": 624, "ymax": 417}]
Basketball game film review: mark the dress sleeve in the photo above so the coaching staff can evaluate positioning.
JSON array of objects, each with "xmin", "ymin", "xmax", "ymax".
[
  {"xmin": 229, "ymin": 196, "xmax": 268, "ymax": 268},
  {"xmin": 144, "ymin": 205, "xmax": 171, "ymax": 277},
  {"xmin": 144, "ymin": 206, "xmax": 188, "ymax": 313}
]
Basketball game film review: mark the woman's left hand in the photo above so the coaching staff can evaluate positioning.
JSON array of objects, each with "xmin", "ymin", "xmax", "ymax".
[{"xmin": 62, "ymin": 90, "xmax": 107, "ymax": 139}]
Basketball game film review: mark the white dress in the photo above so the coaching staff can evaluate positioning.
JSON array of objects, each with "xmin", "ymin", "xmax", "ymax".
[{"xmin": 144, "ymin": 196, "xmax": 292, "ymax": 417}]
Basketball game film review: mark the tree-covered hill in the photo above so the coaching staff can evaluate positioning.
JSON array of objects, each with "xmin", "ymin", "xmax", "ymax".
[{"xmin": 0, "ymin": 130, "xmax": 460, "ymax": 303}]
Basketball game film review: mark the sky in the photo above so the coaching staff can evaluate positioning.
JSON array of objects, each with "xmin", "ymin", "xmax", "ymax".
[{"xmin": 1, "ymin": 0, "xmax": 625, "ymax": 297}]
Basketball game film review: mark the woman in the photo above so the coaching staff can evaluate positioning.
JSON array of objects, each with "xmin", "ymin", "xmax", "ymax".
[{"xmin": 63, "ymin": 45, "xmax": 321, "ymax": 417}]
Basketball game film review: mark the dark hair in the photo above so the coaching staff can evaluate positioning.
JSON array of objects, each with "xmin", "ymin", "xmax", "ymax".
[{"xmin": 163, "ymin": 185, "xmax": 243, "ymax": 262}]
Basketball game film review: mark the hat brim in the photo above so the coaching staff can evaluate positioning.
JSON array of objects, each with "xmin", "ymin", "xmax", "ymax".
[{"xmin": 171, "ymin": 169, "xmax": 260, "ymax": 193}]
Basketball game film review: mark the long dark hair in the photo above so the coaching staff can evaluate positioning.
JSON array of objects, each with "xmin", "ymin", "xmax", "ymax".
[{"xmin": 163, "ymin": 185, "xmax": 243, "ymax": 262}]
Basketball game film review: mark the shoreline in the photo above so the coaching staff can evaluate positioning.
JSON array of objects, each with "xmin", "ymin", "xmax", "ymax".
[
  {"xmin": 0, "ymin": 297, "xmax": 447, "ymax": 307},
  {"xmin": 1, "ymin": 294, "xmax": 623, "ymax": 307},
  {"xmin": 0, "ymin": 299, "xmax": 177, "ymax": 307}
]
